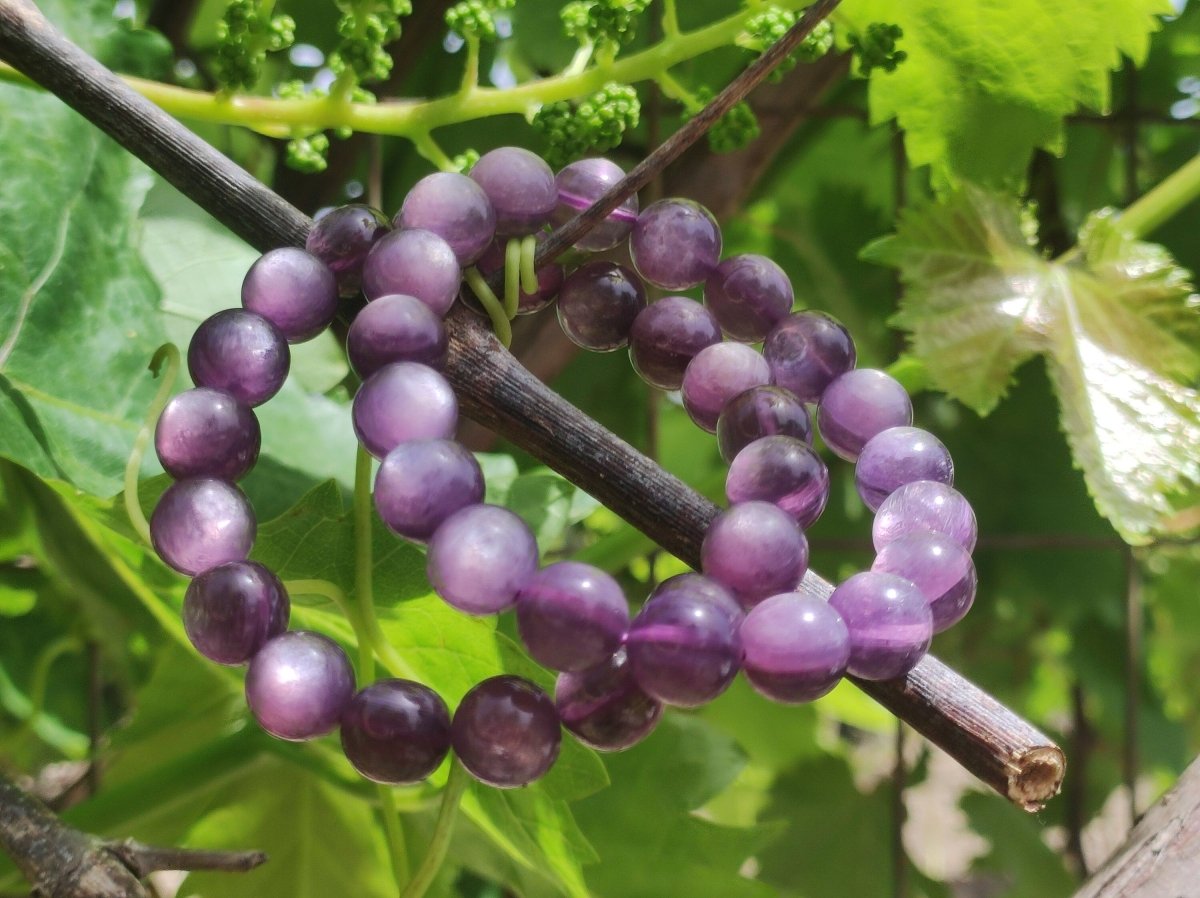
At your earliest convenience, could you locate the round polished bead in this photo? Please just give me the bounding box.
[245,631,355,741]
[451,675,561,788]
[626,574,743,707]
[873,532,976,633]
[347,293,448,378]
[872,481,977,552]
[470,147,558,236]
[340,679,452,784]
[681,343,772,432]
[183,561,289,665]
[725,436,830,529]
[741,593,850,703]
[701,501,808,609]
[828,571,932,681]
[516,562,629,672]
[855,426,954,512]
[763,311,856,402]
[154,387,260,481]
[704,254,794,342]
[242,247,339,343]
[557,260,647,352]
[188,309,290,407]
[817,369,913,461]
[427,505,538,615]
[630,199,722,291]
[552,158,639,252]
[306,204,391,296]
[555,649,662,751]
[397,172,497,266]
[150,478,255,576]
[351,363,458,459]
[628,296,723,391]
[374,439,484,542]
[362,229,462,316]
[716,385,812,464]
[475,234,564,316]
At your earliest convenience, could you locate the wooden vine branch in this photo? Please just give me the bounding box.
[0,0,1064,812]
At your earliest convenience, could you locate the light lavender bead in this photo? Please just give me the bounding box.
[397,172,497,266]
[763,311,856,402]
[681,343,772,432]
[828,571,932,681]
[470,147,558,236]
[362,229,462,316]
[347,294,448,378]
[701,501,809,609]
[427,505,538,615]
[245,631,355,741]
[374,439,484,542]
[241,247,339,343]
[630,198,722,291]
[154,387,260,482]
[150,478,256,576]
[741,593,850,703]
[552,158,639,252]
[628,296,723,391]
[855,426,954,512]
[872,532,976,633]
[817,369,913,461]
[351,363,458,459]
[873,481,977,552]
[725,436,830,530]
[187,309,290,408]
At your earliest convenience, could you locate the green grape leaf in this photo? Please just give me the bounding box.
[842,0,1172,183]
[865,186,1200,543]
[959,793,1075,897]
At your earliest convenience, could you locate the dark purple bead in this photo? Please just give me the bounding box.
[188,309,290,407]
[363,229,462,316]
[725,436,830,530]
[351,362,458,459]
[557,260,647,352]
[245,631,355,741]
[516,562,629,672]
[626,574,743,708]
[397,172,497,266]
[427,505,538,615]
[150,478,256,576]
[763,311,856,402]
[630,199,722,291]
[873,481,977,552]
[817,369,913,461]
[701,501,808,609]
[704,254,794,342]
[740,593,849,703]
[451,675,561,788]
[828,571,932,681]
[470,147,558,236]
[681,343,772,433]
[155,387,260,481]
[241,247,339,343]
[873,532,976,633]
[374,439,484,542]
[628,296,723,391]
[306,204,391,296]
[347,294,448,378]
[716,385,812,464]
[340,679,452,784]
[552,158,639,252]
[183,560,289,665]
[475,234,564,316]
[555,649,662,751]
[855,426,954,512]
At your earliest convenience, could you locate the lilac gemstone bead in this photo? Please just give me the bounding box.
[516,561,629,672]
[552,158,639,252]
[763,311,856,402]
[681,343,772,433]
[340,679,451,784]
[626,574,743,707]
[183,560,289,665]
[630,198,722,291]
[241,247,339,343]
[555,649,662,751]
[855,426,954,512]
[352,362,458,459]
[704,254,794,342]
[154,387,260,481]
[451,675,562,788]
[628,296,723,391]
[873,532,977,633]
[817,369,913,462]
[557,260,647,352]
[245,631,355,741]
[828,571,932,681]
[701,501,809,609]
[397,172,497,265]
[716,385,812,464]
[347,294,448,378]
[725,436,830,530]
[374,439,484,542]
[741,593,850,703]
[470,147,558,236]
[873,481,977,552]
[306,204,391,296]
[362,228,462,316]
[150,478,256,576]
[427,504,538,615]
[188,309,290,407]
[475,234,564,316]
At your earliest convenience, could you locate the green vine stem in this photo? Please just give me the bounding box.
[520,234,539,295]
[123,343,180,545]
[464,267,513,346]
[0,635,81,752]
[399,757,470,898]
[353,445,378,684]
[504,237,522,318]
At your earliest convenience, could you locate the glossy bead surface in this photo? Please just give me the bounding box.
[351,362,458,459]
[306,204,391,296]
[704,254,793,342]
[701,501,808,609]
[557,260,647,352]
[340,679,452,784]
[725,436,830,529]
[741,593,849,703]
[681,343,772,433]
[873,532,977,632]
[397,172,496,265]
[347,293,448,378]
[628,296,722,391]
[363,229,462,316]
[241,247,339,343]
[188,309,290,407]
[873,481,977,552]
[154,388,260,482]
[555,649,662,751]
[716,385,812,464]
[469,147,558,236]
[552,158,639,251]
[150,478,255,575]
[183,561,289,665]
[630,199,722,291]
[427,505,538,615]
[817,369,913,461]
[855,426,954,512]
[516,562,629,672]
[828,571,932,681]
[475,234,564,316]
[451,675,562,787]
[245,631,355,741]
[763,311,856,402]
[374,439,484,542]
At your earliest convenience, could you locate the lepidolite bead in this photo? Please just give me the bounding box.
[183,561,289,665]
[374,439,484,542]
[427,505,538,615]
[154,387,260,481]
[363,229,462,316]
[817,369,913,462]
[701,501,808,608]
[351,362,458,459]
[340,679,451,784]
[763,311,856,402]
[552,158,639,252]
[150,478,256,576]
[703,254,794,342]
[241,247,339,343]
[245,631,355,741]
[872,480,977,552]
[725,435,830,529]
[451,675,561,788]
[828,571,932,681]
[740,593,850,703]
[347,294,448,378]
[630,198,722,291]
[555,649,662,751]
[681,343,772,432]
[872,532,977,633]
[188,309,290,407]
[469,147,558,236]
[306,204,391,296]
[855,426,954,512]
[397,171,496,265]
[557,261,646,352]
[716,385,812,464]
[628,296,723,391]
[516,562,629,672]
